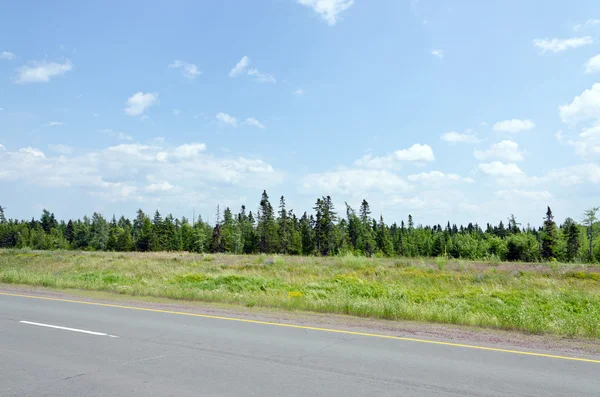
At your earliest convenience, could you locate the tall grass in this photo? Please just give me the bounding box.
[1,249,599,338]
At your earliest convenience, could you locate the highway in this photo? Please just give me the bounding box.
[0,291,598,396]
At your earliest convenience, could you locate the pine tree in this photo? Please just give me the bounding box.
[583,207,599,262]
[359,200,375,256]
[541,206,557,260]
[300,212,313,255]
[257,190,278,253]
[0,206,6,223]
[65,220,74,244]
[278,196,289,254]
[563,218,580,262]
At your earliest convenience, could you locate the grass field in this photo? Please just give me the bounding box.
[1,249,600,338]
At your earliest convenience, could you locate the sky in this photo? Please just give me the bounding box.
[1,0,600,227]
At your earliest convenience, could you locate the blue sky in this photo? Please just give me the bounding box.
[1,0,600,226]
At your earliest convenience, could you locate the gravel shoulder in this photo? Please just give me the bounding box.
[2,282,600,360]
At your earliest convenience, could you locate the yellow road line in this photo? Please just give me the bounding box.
[1,291,599,364]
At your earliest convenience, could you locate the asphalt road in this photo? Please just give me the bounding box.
[0,292,599,397]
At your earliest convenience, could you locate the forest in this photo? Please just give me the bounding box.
[1,191,599,263]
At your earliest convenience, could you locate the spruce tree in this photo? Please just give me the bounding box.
[541,206,557,260]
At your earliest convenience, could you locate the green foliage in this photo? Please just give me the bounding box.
[0,198,599,264]
[2,250,600,338]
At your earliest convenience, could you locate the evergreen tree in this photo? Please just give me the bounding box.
[300,212,313,255]
[278,196,289,254]
[359,200,375,256]
[563,218,580,262]
[257,190,278,253]
[583,207,599,262]
[65,220,74,244]
[541,206,557,260]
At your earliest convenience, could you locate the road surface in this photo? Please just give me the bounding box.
[0,291,598,396]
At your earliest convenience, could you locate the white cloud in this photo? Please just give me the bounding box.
[0,144,4,150]
[407,171,474,184]
[301,169,412,195]
[216,112,237,127]
[19,147,46,158]
[243,117,265,129]
[396,143,435,161]
[496,189,552,201]
[297,0,354,25]
[492,119,535,133]
[118,132,133,141]
[541,163,600,185]
[574,19,600,31]
[247,68,276,84]
[479,161,524,177]
[173,143,206,158]
[533,36,592,53]
[559,83,600,124]
[0,51,15,60]
[441,131,478,143]
[229,56,250,78]
[474,140,525,162]
[565,124,600,157]
[46,121,64,127]
[124,92,158,116]
[430,49,444,58]
[168,60,201,79]
[48,144,73,154]
[584,54,600,74]
[294,89,304,96]
[16,60,73,83]
[146,181,174,193]
[0,141,283,201]
[354,144,435,169]
[172,109,181,117]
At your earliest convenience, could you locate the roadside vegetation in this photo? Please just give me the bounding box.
[2,250,600,339]
[0,196,599,264]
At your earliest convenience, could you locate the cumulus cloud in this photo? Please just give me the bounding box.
[478,161,524,178]
[474,140,525,162]
[173,143,206,158]
[294,89,304,96]
[492,119,535,133]
[407,171,474,184]
[560,83,600,124]
[16,60,73,83]
[297,0,354,25]
[146,181,175,193]
[301,169,412,195]
[216,112,238,127]
[584,54,600,74]
[533,36,592,53]
[229,56,250,78]
[169,60,201,79]
[441,131,478,143]
[0,51,15,60]
[243,117,265,129]
[124,92,158,116]
[354,144,435,169]
[0,141,283,202]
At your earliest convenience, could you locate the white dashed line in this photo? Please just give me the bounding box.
[19,321,119,338]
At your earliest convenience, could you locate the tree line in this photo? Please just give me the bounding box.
[0,191,599,263]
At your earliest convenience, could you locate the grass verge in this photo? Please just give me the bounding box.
[1,249,599,338]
